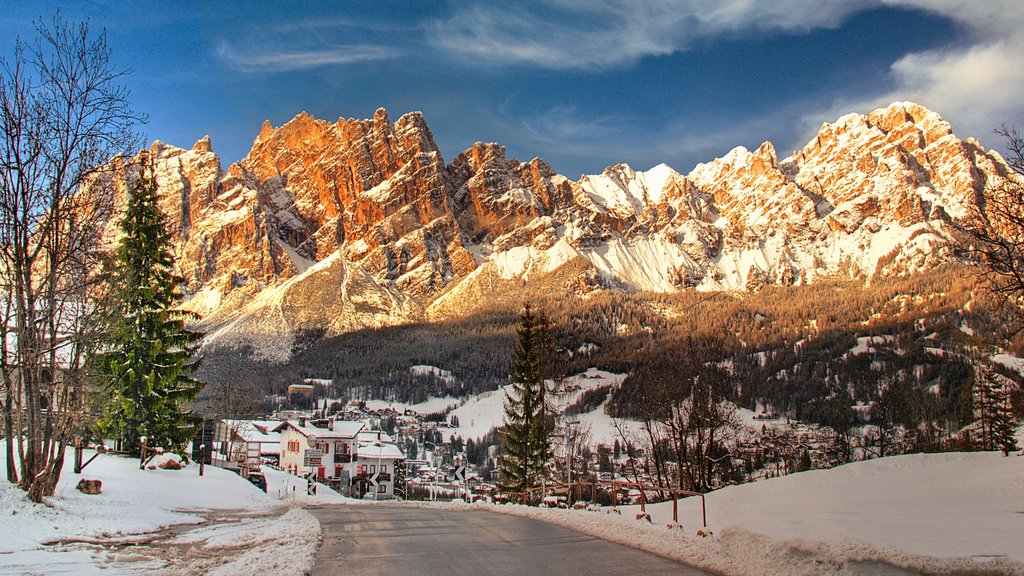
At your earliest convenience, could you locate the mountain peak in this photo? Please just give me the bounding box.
[89,102,1018,361]
[192,135,213,153]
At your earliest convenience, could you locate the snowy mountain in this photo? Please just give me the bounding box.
[89,102,1020,363]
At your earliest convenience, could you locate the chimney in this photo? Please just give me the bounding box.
[299,417,306,427]
[329,419,334,432]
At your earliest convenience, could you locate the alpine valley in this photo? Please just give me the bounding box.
[91,102,1024,416]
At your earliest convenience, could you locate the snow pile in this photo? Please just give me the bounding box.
[427,451,1024,575]
[0,446,321,575]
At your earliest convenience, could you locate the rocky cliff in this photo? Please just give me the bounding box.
[93,102,1021,362]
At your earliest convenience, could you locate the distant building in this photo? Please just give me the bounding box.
[287,384,315,399]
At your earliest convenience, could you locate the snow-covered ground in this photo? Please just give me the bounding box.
[0,446,324,575]
[432,451,1024,575]
[443,368,626,443]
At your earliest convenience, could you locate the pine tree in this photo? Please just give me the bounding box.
[93,166,204,456]
[499,305,554,493]
[971,364,1019,455]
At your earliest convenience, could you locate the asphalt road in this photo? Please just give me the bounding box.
[309,504,711,576]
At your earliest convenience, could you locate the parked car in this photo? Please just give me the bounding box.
[247,472,268,492]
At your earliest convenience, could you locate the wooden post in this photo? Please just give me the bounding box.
[199,444,205,476]
[591,482,596,503]
[672,492,678,524]
[640,486,646,514]
[611,481,617,508]
[701,494,707,527]
[73,438,82,474]
[139,437,148,470]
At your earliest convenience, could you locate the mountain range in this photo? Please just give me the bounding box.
[91,102,1019,370]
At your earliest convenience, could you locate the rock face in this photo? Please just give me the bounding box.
[93,102,1021,362]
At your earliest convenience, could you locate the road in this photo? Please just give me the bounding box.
[309,504,712,576]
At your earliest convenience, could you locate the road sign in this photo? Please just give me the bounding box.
[303,449,322,467]
[306,473,317,496]
[306,435,317,448]
[455,465,466,482]
[370,471,379,487]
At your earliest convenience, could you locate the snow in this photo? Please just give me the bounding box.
[0,445,321,575]
[364,396,460,415]
[579,237,695,292]
[444,386,510,442]
[845,335,894,357]
[429,451,1024,575]
[444,368,627,444]
[409,364,456,384]
[994,353,1024,375]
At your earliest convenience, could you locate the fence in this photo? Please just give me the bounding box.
[500,480,707,527]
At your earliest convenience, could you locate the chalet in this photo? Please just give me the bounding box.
[274,419,405,498]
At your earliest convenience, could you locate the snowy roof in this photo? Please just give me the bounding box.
[356,440,404,460]
[273,420,364,439]
[221,420,283,454]
[357,430,394,443]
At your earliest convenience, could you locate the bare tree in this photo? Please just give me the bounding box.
[0,15,142,501]
[957,124,1024,316]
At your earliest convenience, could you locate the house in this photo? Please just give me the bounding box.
[275,419,365,483]
[273,419,406,499]
[209,420,283,472]
[352,430,405,499]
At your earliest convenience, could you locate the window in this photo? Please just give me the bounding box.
[377,484,386,493]
[369,465,376,473]
[380,465,387,474]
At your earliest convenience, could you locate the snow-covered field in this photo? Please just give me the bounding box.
[0,446,323,575]
[443,368,626,443]
[433,451,1024,575]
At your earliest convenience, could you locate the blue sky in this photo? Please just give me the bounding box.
[3,1,1023,178]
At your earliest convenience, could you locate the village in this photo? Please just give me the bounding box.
[198,374,846,508]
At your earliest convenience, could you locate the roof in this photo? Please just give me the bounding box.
[356,440,404,460]
[355,429,404,459]
[357,430,394,443]
[273,420,365,439]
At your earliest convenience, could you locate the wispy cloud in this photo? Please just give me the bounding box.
[216,41,400,73]
[801,0,1024,148]
[426,0,872,70]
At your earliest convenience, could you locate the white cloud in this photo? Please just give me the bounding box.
[801,0,1024,148]
[216,42,400,73]
[427,0,873,70]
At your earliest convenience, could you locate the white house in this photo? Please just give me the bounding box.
[352,430,405,499]
[274,419,405,498]
[275,419,365,481]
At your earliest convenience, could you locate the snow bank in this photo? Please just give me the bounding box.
[0,447,321,575]
[421,451,1024,575]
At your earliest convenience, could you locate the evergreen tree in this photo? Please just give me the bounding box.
[93,167,204,455]
[499,305,554,493]
[973,365,1019,455]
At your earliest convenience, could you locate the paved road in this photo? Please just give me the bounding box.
[309,504,711,576]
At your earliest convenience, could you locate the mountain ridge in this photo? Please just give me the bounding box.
[88,101,1021,363]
